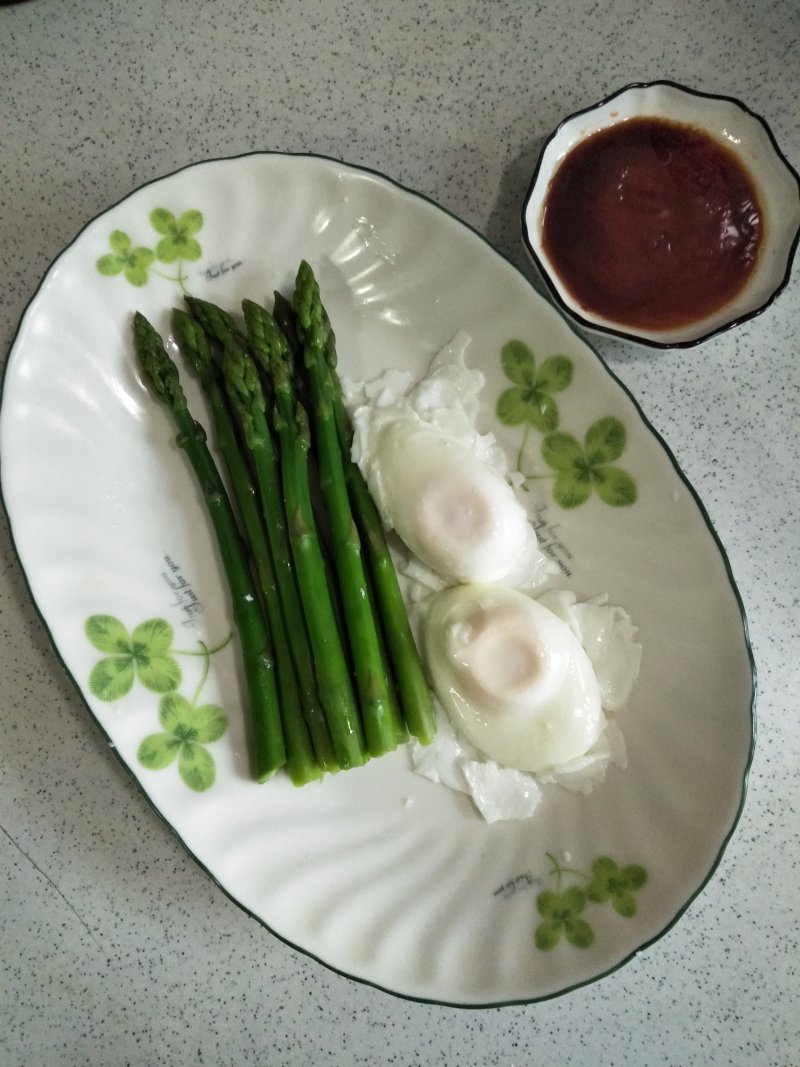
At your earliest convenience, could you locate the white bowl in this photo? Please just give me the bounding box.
[522,81,800,347]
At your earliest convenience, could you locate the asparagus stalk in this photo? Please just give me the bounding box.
[271,291,301,357]
[171,308,328,784]
[275,290,410,745]
[292,264,437,746]
[220,331,366,769]
[292,263,400,758]
[132,311,286,782]
[327,343,436,744]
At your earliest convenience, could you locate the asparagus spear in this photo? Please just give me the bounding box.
[132,311,286,782]
[271,291,301,357]
[220,331,366,769]
[292,264,437,746]
[182,297,345,773]
[184,296,244,348]
[242,300,366,714]
[292,263,402,758]
[171,308,328,784]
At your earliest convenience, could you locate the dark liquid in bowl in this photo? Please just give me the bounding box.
[541,117,763,331]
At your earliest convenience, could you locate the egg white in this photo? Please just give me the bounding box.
[423,584,606,774]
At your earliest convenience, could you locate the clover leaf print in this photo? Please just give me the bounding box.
[535,887,595,950]
[586,856,648,917]
[149,208,203,265]
[95,207,203,293]
[86,615,181,701]
[533,852,648,952]
[96,230,156,287]
[138,692,227,792]
[85,614,232,792]
[494,339,638,510]
[541,417,638,509]
[496,340,573,471]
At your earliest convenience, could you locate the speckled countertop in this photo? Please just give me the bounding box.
[1,1,798,1064]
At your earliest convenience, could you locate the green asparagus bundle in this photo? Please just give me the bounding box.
[291,263,437,746]
[171,308,331,784]
[135,263,437,786]
[289,266,402,758]
[218,328,367,770]
[244,293,406,760]
[132,311,286,783]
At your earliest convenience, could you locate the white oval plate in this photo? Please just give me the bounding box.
[0,153,754,1006]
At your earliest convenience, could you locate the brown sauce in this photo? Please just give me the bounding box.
[541,117,763,330]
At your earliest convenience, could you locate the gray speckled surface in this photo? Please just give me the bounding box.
[1,1,798,1064]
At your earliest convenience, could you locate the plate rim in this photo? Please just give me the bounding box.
[0,149,757,1007]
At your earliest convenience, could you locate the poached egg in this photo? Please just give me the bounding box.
[423,583,605,774]
[345,333,556,591]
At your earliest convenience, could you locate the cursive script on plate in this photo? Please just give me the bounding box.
[161,553,203,628]
[530,502,574,578]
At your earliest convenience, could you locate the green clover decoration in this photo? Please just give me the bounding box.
[535,887,595,950]
[95,207,203,291]
[96,231,156,287]
[586,856,648,917]
[496,339,637,509]
[496,340,574,433]
[534,852,647,951]
[86,614,231,793]
[85,615,181,701]
[149,208,203,264]
[138,692,227,792]
[542,417,638,509]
